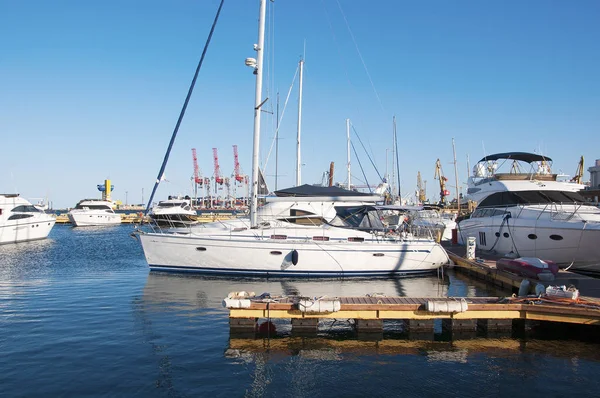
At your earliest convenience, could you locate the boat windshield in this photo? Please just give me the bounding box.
[416,210,439,219]
[12,205,41,213]
[329,206,386,231]
[158,202,185,208]
[478,190,587,208]
[75,204,112,211]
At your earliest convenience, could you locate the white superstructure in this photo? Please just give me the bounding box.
[0,194,56,244]
[459,152,600,274]
[67,199,121,227]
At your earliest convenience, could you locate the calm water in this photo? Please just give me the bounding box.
[1,225,599,397]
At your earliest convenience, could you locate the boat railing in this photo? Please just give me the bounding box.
[475,202,584,222]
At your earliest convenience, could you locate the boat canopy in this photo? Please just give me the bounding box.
[274,184,374,198]
[478,190,586,208]
[328,205,386,230]
[477,152,552,163]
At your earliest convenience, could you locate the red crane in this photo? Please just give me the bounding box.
[191,148,203,185]
[213,148,224,185]
[233,145,244,183]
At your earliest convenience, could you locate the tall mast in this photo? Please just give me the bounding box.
[452,138,460,213]
[296,58,304,186]
[249,0,267,228]
[391,117,396,200]
[275,92,279,191]
[346,118,351,189]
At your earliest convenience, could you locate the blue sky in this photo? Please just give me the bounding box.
[1,0,599,209]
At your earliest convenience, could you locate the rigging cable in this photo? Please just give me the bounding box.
[263,65,299,171]
[351,125,384,183]
[334,0,385,113]
[350,141,371,193]
[143,0,226,217]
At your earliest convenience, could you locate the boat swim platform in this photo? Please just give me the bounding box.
[443,243,600,299]
[227,295,600,335]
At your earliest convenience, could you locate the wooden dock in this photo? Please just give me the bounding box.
[227,294,600,335]
[444,243,600,299]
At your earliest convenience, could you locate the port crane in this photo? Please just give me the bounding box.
[570,155,585,184]
[213,148,229,207]
[434,159,450,206]
[232,145,248,207]
[416,171,426,204]
[191,148,203,207]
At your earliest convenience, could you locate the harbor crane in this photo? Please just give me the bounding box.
[232,145,249,207]
[191,148,204,207]
[416,171,426,204]
[212,148,224,187]
[434,159,450,206]
[570,155,585,184]
[232,145,245,183]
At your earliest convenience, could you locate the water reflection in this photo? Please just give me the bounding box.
[142,271,453,310]
[225,336,600,363]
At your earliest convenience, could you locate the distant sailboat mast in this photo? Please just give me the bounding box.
[346,118,351,189]
[296,57,304,186]
[249,0,267,228]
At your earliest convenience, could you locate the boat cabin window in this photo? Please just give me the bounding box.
[12,205,41,213]
[278,209,324,226]
[8,214,34,220]
[478,190,587,208]
[75,204,112,211]
[158,202,184,208]
[471,208,510,218]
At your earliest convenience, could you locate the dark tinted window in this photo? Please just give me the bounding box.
[75,204,112,210]
[12,205,40,213]
[479,190,586,207]
[8,214,33,220]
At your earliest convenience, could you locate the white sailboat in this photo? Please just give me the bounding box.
[136,0,449,277]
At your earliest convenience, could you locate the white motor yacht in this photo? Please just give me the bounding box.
[458,152,600,274]
[0,194,56,244]
[149,196,197,227]
[67,199,121,227]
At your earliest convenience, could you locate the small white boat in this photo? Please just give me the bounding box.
[149,196,197,228]
[67,199,121,227]
[0,193,56,244]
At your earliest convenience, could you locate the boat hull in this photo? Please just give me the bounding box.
[0,217,56,244]
[458,217,600,274]
[67,211,121,227]
[138,232,449,277]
